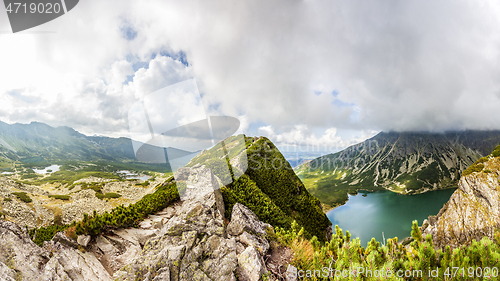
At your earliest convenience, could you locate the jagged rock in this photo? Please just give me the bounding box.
[238,231,269,255]
[0,164,288,280]
[423,159,500,249]
[77,235,91,247]
[52,231,78,249]
[227,203,269,236]
[237,246,267,281]
[0,261,16,281]
[0,221,111,281]
[113,165,238,281]
[285,264,298,281]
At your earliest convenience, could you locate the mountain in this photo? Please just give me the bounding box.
[185,135,333,241]
[0,135,327,280]
[295,130,500,209]
[422,144,500,249]
[0,170,295,281]
[0,121,137,162]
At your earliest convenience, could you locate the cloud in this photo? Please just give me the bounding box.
[2,0,500,143]
[258,125,379,151]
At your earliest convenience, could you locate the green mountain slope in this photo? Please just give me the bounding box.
[186,135,333,241]
[0,121,137,163]
[295,130,500,210]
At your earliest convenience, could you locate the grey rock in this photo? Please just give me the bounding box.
[227,203,269,236]
[0,221,111,281]
[238,231,269,255]
[285,264,298,281]
[52,231,79,249]
[0,262,16,281]
[77,235,91,247]
[423,168,500,249]
[237,246,267,281]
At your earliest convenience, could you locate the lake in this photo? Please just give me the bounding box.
[33,164,61,174]
[116,170,151,181]
[326,189,456,246]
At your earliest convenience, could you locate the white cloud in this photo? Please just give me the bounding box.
[257,125,379,151]
[2,0,500,144]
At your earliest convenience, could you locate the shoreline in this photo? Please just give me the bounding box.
[321,186,458,214]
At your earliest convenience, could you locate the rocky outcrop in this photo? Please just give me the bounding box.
[0,164,293,280]
[113,165,271,281]
[0,220,112,281]
[422,156,500,249]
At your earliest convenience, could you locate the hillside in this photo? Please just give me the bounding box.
[185,134,333,241]
[295,130,500,209]
[0,121,137,163]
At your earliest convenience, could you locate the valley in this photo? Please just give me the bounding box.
[296,130,500,210]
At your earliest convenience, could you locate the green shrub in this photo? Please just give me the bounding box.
[12,192,32,203]
[95,192,121,200]
[48,195,71,200]
[3,198,12,202]
[30,178,179,244]
[492,146,500,157]
[276,221,500,281]
[75,179,179,236]
[475,157,489,164]
[462,163,484,177]
[29,224,69,246]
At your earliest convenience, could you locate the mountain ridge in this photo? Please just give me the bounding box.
[296,130,500,209]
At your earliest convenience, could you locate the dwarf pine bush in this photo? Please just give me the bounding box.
[275,220,500,280]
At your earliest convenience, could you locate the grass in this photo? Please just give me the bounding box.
[299,169,384,210]
[462,163,484,177]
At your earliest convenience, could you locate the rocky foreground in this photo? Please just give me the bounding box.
[0,166,298,281]
[422,155,500,249]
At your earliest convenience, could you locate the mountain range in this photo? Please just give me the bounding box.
[295,130,500,209]
[0,121,137,163]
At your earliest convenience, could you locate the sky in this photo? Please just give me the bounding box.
[1,0,500,153]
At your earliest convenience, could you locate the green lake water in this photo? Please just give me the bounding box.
[326,189,456,246]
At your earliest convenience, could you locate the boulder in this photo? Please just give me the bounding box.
[77,235,91,247]
[227,203,269,236]
[52,231,79,249]
[237,246,267,281]
[0,221,111,281]
[238,231,270,255]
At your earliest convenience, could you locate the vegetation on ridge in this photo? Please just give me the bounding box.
[29,178,179,245]
[275,220,500,280]
[188,135,332,241]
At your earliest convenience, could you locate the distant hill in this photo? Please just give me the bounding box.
[295,130,500,209]
[0,121,138,162]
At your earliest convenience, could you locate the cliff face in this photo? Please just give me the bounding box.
[0,165,298,281]
[422,149,500,249]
